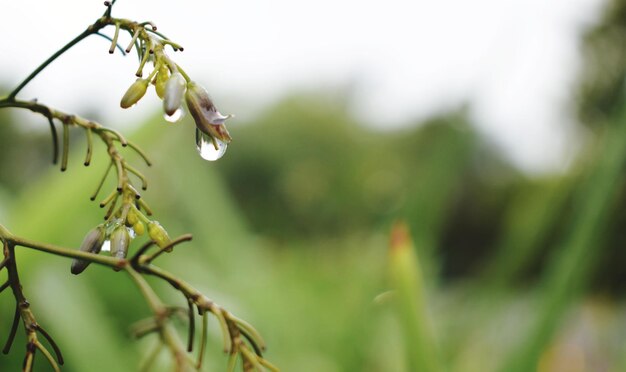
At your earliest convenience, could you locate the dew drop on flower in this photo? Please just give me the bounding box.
[164,108,185,123]
[101,239,111,252]
[195,128,227,161]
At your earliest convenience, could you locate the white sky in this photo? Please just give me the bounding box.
[1,0,606,173]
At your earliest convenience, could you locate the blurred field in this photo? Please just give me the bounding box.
[1,0,626,371]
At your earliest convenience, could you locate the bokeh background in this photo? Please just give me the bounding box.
[1,0,626,371]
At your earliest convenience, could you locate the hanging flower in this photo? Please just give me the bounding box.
[71,225,106,275]
[163,72,187,116]
[110,226,130,259]
[185,81,232,144]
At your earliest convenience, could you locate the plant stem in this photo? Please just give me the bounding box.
[1,240,62,371]
[126,266,189,370]
[7,27,97,100]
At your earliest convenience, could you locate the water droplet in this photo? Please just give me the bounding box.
[195,128,227,161]
[101,240,111,252]
[164,108,184,123]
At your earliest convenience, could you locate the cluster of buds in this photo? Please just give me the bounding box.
[71,204,171,274]
[117,32,232,160]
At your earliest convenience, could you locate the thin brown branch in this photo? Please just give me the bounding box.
[90,162,114,201]
[61,123,69,171]
[35,325,64,365]
[46,116,59,165]
[2,305,19,354]
[187,298,195,352]
[142,234,193,264]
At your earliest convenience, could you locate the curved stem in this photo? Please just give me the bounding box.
[7,26,99,100]
[126,266,190,370]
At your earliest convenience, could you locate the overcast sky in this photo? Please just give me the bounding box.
[1,0,606,173]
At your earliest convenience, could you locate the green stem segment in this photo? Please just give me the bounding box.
[8,27,96,100]
[502,105,626,371]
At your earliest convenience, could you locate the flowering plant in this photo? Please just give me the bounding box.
[0,1,276,371]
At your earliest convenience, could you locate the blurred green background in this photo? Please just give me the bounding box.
[1,1,626,371]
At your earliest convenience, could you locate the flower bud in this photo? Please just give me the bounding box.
[163,72,186,116]
[71,225,105,275]
[120,78,150,108]
[126,209,139,226]
[133,221,145,236]
[154,65,170,99]
[110,226,130,259]
[185,81,232,143]
[148,221,171,250]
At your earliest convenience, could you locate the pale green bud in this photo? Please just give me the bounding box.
[126,209,139,226]
[120,78,149,108]
[185,81,232,143]
[133,221,145,236]
[155,65,170,99]
[163,72,186,116]
[110,226,130,259]
[148,221,171,250]
[71,225,105,275]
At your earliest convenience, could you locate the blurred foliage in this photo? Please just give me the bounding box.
[577,0,626,126]
[0,110,51,193]
[0,0,625,371]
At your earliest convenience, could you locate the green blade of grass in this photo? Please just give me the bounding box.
[501,103,626,372]
[389,221,441,372]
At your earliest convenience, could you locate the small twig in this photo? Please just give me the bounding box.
[104,192,120,220]
[187,298,195,352]
[84,128,93,166]
[259,357,280,372]
[109,23,121,54]
[196,311,208,369]
[125,140,152,166]
[214,308,231,354]
[61,123,69,172]
[226,352,238,372]
[229,314,267,352]
[35,341,60,372]
[131,240,157,265]
[114,158,124,191]
[7,28,96,99]
[144,27,170,41]
[35,325,64,365]
[90,162,114,200]
[130,319,160,339]
[100,128,128,147]
[126,183,142,200]
[99,190,117,208]
[125,28,141,53]
[136,39,152,77]
[143,234,193,264]
[10,232,121,267]
[93,31,126,56]
[46,116,59,165]
[161,40,184,52]
[137,198,153,216]
[2,305,19,354]
[124,162,148,190]
[240,345,264,371]
[23,342,35,372]
[139,21,158,31]
[139,341,163,372]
